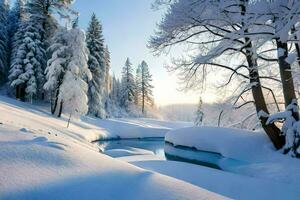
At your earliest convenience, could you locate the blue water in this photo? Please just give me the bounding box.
[97,138,247,170]
[98,138,166,158]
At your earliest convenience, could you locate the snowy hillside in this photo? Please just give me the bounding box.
[0,96,225,200]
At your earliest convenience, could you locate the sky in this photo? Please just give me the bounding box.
[72,0,215,106]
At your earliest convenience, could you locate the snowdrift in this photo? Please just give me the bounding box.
[165,126,300,188]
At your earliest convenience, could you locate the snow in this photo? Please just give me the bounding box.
[0,95,226,200]
[127,160,298,200]
[164,126,300,196]
[166,126,272,162]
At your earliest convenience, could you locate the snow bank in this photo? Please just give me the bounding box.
[165,126,300,187]
[165,126,273,162]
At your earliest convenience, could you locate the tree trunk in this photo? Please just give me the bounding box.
[19,84,25,102]
[16,85,20,100]
[56,101,63,118]
[276,40,299,120]
[246,52,285,149]
[142,91,145,114]
[240,0,284,149]
[51,89,60,115]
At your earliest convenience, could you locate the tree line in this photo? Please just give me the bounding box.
[0,0,154,119]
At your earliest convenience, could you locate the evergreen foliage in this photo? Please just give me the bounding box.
[8,8,46,101]
[120,58,136,111]
[0,0,9,85]
[86,14,106,118]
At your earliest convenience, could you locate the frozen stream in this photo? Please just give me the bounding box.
[98,138,166,158]
[97,138,234,169]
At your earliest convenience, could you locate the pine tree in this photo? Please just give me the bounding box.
[0,0,9,85]
[194,97,204,126]
[103,46,111,114]
[135,64,142,106]
[104,45,111,95]
[121,58,135,111]
[86,14,106,118]
[8,0,26,42]
[44,26,91,117]
[8,0,26,68]
[139,61,154,114]
[8,8,45,102]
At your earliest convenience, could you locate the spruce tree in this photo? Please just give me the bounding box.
[139,61,154,114]
[86,14,106,118]
[104,45,111,95]
[8,0,25,37]
[121,58,135,111]
[135,64,142,106]
[0,0,9,85]
[8,8,45,101]
[8,0,26,69]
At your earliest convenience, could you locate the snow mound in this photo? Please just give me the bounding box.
[165,126,273,162]
[165,126,300,186]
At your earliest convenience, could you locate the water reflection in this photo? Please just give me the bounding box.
[97,138,166,158]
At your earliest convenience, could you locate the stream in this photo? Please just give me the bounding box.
[97,138,234,169]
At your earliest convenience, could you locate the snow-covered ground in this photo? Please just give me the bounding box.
[0,96,225,200]
[162,126,300,199]
[1,95,299,200]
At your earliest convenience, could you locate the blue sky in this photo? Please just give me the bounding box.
[73,0,206,106]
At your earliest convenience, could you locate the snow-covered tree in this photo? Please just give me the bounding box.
[104,45,111,95]
[86,14,106,118]
[8,0,26,40]
[149,0,287,150]
[44,27,69,115]
[135,64,142,106]
[194,97,204,126]
[8,0,26,66]
[120,58,135,111]
[137,61,154,114]
[0,0,9,85]
[45,27,91,117]
[8,11,45,102]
